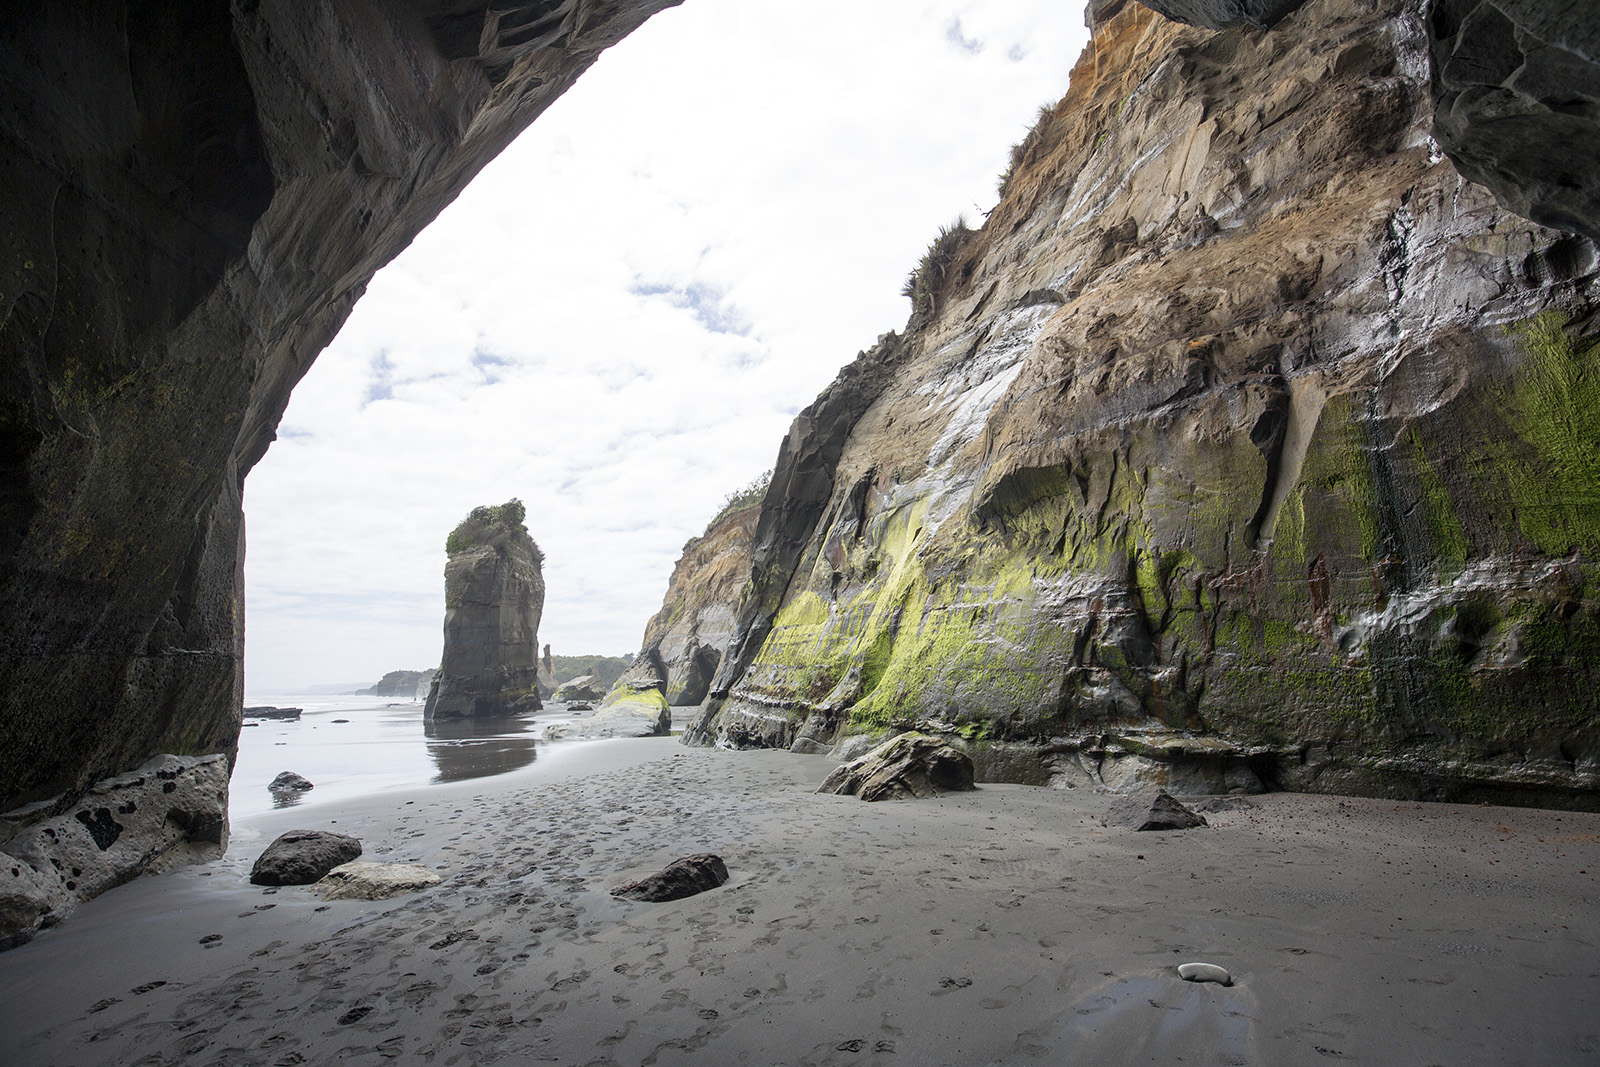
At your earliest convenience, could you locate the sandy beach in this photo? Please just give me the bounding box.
[2,736,1597,1067]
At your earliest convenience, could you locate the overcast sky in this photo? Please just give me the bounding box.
[242,0,1091,693]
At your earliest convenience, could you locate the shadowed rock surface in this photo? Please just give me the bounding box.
[1136,0,1310,29]
[1102,788,1210,830]
[1428,0,1600,242]
[686,0,1600,808]
[817,733,977,801]
[425,501,545,721]
[0,754,227,947]
[1129,0,1600,243]
[610,853,730,902]
[0,0,678,815]
[249,830,362,887]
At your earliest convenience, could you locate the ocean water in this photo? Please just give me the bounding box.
[231,694,589,819]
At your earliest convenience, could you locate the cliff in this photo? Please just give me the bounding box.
[424,501,545,720]
[0,0,677,815]
[686,0,1600,807]
[621,501,762,706]
[359,669,436,699]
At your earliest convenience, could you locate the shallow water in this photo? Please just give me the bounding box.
[232,694,585,819]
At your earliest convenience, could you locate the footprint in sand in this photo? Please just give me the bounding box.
[550,970,590,991]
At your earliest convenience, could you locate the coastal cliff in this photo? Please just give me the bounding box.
[425,501,544,720]
[621,500,762,707]
[686,0,1600,807]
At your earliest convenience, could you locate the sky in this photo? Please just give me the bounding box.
[241,0,1092,693]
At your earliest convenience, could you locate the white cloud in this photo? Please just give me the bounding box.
[242,0,1090,692]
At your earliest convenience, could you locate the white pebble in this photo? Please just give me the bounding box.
[1178,962,1232,985]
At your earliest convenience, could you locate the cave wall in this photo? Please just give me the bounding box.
[0,0,678,812]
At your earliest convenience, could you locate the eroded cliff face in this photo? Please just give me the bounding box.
[622,502,761,707]
[686,0,1600,807]
[1143,0,1600,242]
[425,502,544,720]
[0,0,677,812]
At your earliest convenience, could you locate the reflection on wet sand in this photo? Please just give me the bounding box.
[424,716,539,782]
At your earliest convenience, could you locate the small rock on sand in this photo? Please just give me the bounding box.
[317,862,442,900]
[268,771,314,793]
[1101,788,1207,831]
[250,830,362,886]
[610,854,729,902]
[1177,962,1233,985]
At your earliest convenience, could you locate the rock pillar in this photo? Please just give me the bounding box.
[424,501,544,720]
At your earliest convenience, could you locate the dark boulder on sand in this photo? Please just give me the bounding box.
[610,854,730,902]
[268,772,313,794]
[249,830,362,886]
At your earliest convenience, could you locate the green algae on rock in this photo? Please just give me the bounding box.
[682,0,1600,809]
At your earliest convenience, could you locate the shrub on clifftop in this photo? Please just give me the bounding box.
[445,498,544,560]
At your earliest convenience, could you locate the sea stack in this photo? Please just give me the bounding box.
[424,501,545,720]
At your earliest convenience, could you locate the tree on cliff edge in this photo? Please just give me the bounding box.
[424,500,546,720]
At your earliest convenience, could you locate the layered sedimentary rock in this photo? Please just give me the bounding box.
[620,502,761,706]
[0,0,677,816]
[424,501,545,720]
[1141,0,1600,243]
[687,0,1600,807]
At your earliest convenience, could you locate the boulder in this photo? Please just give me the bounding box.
[610,854,730,902]
[268,772,313,793]
[317,862,441,900]
[1178,962,1234,985]
[546,682,671,740]
[816,733,976,802]
[553,674,607,703]
[1102,789,1209,831]
[249,830,362,886]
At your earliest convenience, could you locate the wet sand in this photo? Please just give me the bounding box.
[1,738,1597,1066]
